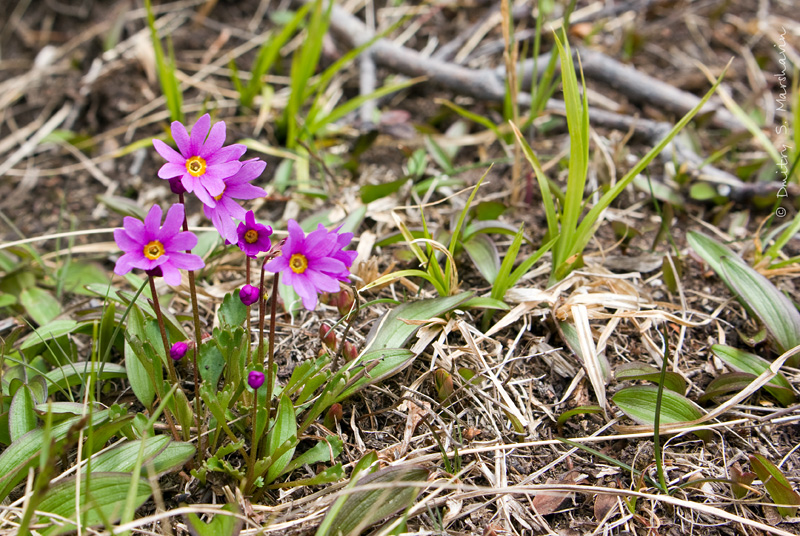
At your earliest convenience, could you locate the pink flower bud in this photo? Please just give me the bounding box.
[248,370,265,390]
[323,403,343,429]
[319,324,338,351]
[170,341,188,361]
[239,284,260,306]
[343,341,358,362]
[336,289,355,317]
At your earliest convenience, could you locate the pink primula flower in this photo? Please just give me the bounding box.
[237,210,273,258]
[265,220,352,310]
[113,204,204,286]
[202,159,268,244]
[152,114,246,208]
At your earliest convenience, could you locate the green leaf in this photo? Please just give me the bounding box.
[614,362,687,394]
[334,349,415,403]
[44,362,127,390]
[184,503,243,536]
[711,344,796,405]
[317,465,429,536]
[279,463,344,488]
[460,297,510,310]
[219,291,248,328]
[699,372,760,403]
[92,437,194,475]
[0,410,110,501]
[462,234,500,284]
[9,385,37,441]
[125,337,155,409]
[361,178,408,204]
[720,258,800,359]
[612,386,708,440]
[686,231,741,285]
[55,262,111,296]
[96,195,147,220]
[362,292,473,353]
[199,343,225,387]
[265,394,298,484]
[750,454,800,517]
[20,287,61,325]
[281,435,343,476]
[556,405,603,436]
[36,473,151,535]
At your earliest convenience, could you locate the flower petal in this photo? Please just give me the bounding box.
[153,139,185,164]
[122,217,146,243]
[114,251,143,275]
[204,161,243,183]
[113,228,140,253]
[168,252,205,272]
[304,269,341,293]
[157,162,186,179]
[192,184,216,208]
[159,204,185,238]
[227,159,266,184]
[163,231,197,252]
[189,114,210,156]
[265,255,289,273]
[226,182,267,200]
[303,228,336,258]
[159,262,183,286]
[200,121,227,158]
[143,205,163,239]
[311,256,346,274]
[206,144,247,165]
[170,121,191,157]
[203,175,226,198]
[291,275,319,310]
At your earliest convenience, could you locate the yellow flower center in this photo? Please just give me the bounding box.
[143,241,165,261]
[185,156,207,178]
[289,253,308,274]
[244,229,259,244]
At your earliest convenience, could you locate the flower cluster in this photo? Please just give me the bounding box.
[114,114,355,312]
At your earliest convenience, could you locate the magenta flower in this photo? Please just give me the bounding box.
[237,210,272,258]
[239,284,260,306]
[202,159,268,244]
[113,204,204,286]
[319,224,357,282]
[248,370,265,390]
[152,114,246,208]
[265,220,350,310]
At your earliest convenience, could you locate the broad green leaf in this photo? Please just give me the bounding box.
[612,386,708,440]
[199,343,225,387]
[281,435,343,476]
[334,349,415,403]
[280,463,344,488]
[0,410,110,500]
[34,402,102,418]
[36,473,151,535]
[462,234,500,284]
[721,258,800,359]
[317,465,429,536]
[461,297,510,310]
[219,291,248,328]
[687,231,742,286]
[699,372,761,403]
[184,503,243,536]
[556,405,603,436]
[92,437,194,475]
[125,338,155,408]
[614,362,687,394]
[44,362,127,390]
[730,463,756,499]
[19,319,79,356]
[711,344,796,405]
[750,454,800,517]
[56,261,111,296]
[9,385,37,441]
[362,292,473,353]
[265,394,298,484]
[361,178,408,204]
[20,287,61,325]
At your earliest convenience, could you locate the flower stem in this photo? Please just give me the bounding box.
[179,192,205,462]
[148,274,179,385]
[246,256,252,367]
[147,274,181,441]
[257,259,267,367]
[266,274,279,415]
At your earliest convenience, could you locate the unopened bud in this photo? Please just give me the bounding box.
[433,369,454,401]
[170,341,188,361]
[248,370,265,390]
[168,177,187,195]
[239,284,260,306]
[343,341,358,362]
[336,289,355,317]
[319,324,338,351]
[323,403,343,429]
